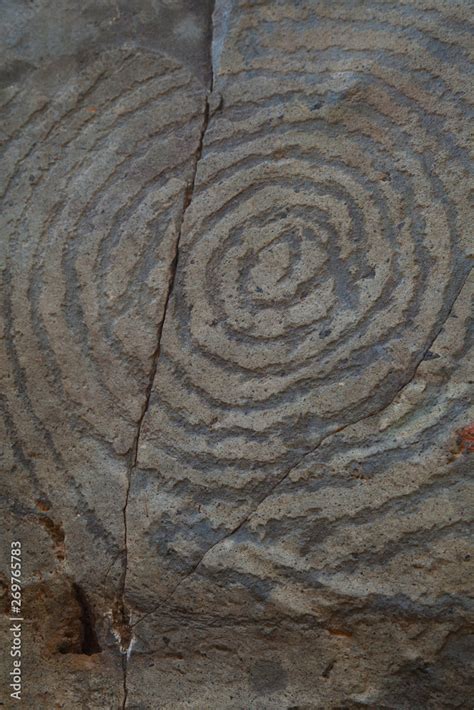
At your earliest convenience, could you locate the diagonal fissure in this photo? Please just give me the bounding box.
[130,267,471,631]
[118,73,213,706]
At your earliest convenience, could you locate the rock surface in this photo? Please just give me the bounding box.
[1,1,473,708]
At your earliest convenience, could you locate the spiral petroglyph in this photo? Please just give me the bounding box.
[126,0,472,616]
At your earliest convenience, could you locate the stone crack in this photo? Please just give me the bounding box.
[119,82,213,710]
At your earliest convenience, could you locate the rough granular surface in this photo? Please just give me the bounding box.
[1,1,473,708]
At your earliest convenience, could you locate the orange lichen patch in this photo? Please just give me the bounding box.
[60,653,102,670]
[24,577,101,658]
[450,423,474,460]
[35,499,51,512]
[327,628,353,639]
[37,516,65,561]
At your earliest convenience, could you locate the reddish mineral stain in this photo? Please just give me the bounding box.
[451,423,474,461]
[457,424,474,454]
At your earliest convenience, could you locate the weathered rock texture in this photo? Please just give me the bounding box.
[1,0,473,708]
